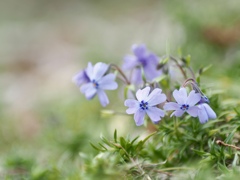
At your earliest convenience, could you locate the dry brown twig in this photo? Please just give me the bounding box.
[216,140,240,151]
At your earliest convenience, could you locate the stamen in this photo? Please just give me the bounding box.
[92,79,99,88]
[180,104,189,111]
[139,100,149,110]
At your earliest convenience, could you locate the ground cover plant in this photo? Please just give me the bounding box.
[0,1,240,180]
[72,44,240,179]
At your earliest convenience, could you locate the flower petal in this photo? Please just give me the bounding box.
[163,102,179,111]
[126,107,138,114]
[143,62,162,81]
[186,90,201,106]
[80,83,93,93]
[85,87,97,100]
[171,109,185,117]
[98,74,118,90]
[122,55,139,70]
[134,109,145,126]
[125,99,139,114]
[131,68,143,85]
[146,88,166,106]
[80,83,97,99]
[143,58,162,81]
[146,107,165,122]
[85,62,94,80]
[136,87,150,101]
[92,62,109,81]
[203,104,217,119]
[132,44,147,58]
[148,53,159,63]
[173,88,187,104]
[97,89,109,107]
[72,70,90,86]
[187,106,199,117]
[198,105,209,123]
[171,110,184,117]
[124,99,139,108]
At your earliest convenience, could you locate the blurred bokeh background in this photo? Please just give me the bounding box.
[0,0,240,178]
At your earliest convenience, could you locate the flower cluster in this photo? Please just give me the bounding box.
[122,44,162,84]
[73,44,217,126]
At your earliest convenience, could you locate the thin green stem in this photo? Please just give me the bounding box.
[169,56,187,79]
[159,167,194,171]
[110,64,131,85]
[187,66,196,80]
[110,142,152,180]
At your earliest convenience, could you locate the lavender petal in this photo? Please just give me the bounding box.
[148,53,159,64]
[124,99,139,108]
[122,55,139,70]
[143,61,162,81]
[86,62,94,80]
[136,87,150,101]
[92,62,109,81]
[163,102,179,111]
[186,90,201,106]
[132,44,147,58]
[198,105,209,123]
[131,68,143,85]
[203,104,217,119]
[126,107,139,114]
[187,106,199,117]
[125,99,139,114]
[134,109,145,126]
[85,87,97,100]
[146,88,166,106]
[80,83,93,93]
[72,70,89,87]
[171,110,184,117]
[97,89,109,107]
[98,74,118,90]
[173,88,187,104]
[146,107,165,122]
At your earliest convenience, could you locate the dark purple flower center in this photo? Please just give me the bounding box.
[92,79,99,88]
[180,104,189,111]
[139,100,148,110]
[138,58,147,66]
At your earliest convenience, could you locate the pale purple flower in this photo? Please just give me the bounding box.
[198,95,210,104]
[72,70,90,87]
[197,103,216,124]
[123,44,162,83]
[79,62,118,107]
[164,87,201,117]
[192,83,216,123]
[124,87,166,126]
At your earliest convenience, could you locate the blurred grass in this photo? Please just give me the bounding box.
[0,0,240,178]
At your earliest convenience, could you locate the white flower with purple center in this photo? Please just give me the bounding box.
[197,102,216,124]
[78,62,118,107]
[122,44,162,84]
[124,87,166,126]
[164,87,201,117]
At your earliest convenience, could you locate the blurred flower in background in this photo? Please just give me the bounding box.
[123,44,162,84]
